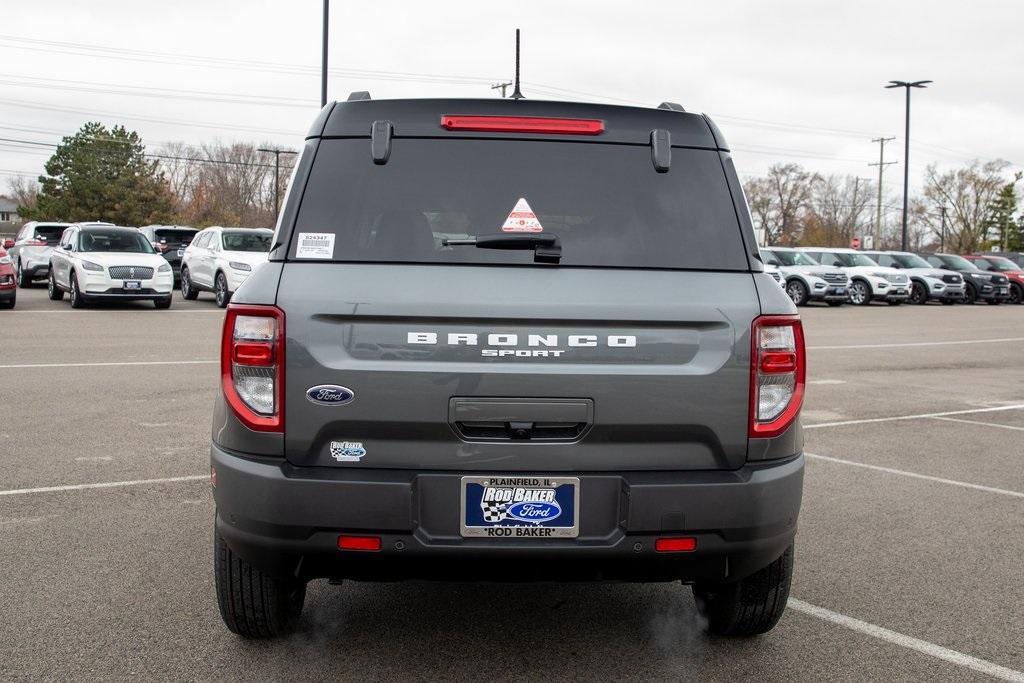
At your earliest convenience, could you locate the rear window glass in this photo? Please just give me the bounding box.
[154,229,196,245]
[222,231,272,252]
[289,138,747,270]
[33,225,66,242]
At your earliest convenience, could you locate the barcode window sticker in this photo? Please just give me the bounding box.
[295,232,335,259]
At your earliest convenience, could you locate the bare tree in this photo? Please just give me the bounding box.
[743,163,819,245]
[919,160,1012,252]
[808,175,875,247]
[6,176,40,215]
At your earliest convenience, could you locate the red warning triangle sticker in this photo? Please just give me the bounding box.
[501,197,544,233]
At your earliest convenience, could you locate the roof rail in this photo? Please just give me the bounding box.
[657,101,686,112]
[347,91,372,101]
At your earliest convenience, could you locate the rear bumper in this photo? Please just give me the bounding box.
[211,445,804,583]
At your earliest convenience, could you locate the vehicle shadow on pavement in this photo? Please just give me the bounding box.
[226,581,752,678]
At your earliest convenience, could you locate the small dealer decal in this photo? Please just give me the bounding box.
[501,197,544,233]
[295,232,335,259]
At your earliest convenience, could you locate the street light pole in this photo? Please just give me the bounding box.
[885,79,932,251]
[321,0,329,108]
[258,148,299,219]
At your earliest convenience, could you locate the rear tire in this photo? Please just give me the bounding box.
[180,267,198,300]
[16,260,32,288]
[693,544,794,637]
[215,526,305,638]
[154,297,172,309]
[48,271,64,301]
[887,299,902,306]
[1009,284,1022,305]
[0,295,14,309]
[963,283,977,304]
[826,300,844,307]
[909,281,928,305]
[785,279,809,307]
[215,272,231,308]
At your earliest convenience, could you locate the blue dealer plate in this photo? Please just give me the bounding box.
[461,476,579,538]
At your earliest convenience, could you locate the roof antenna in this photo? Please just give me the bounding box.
[510,28,525,99]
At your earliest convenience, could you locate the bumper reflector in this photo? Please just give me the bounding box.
[338,535,382,552]
[655,537,697,553]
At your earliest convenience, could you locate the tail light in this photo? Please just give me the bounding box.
[749,315,805,438]
[25,239,47,247]
[221,304,284,432]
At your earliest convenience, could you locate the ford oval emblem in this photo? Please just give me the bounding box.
[505,500,562,523]
[306,385,355,406]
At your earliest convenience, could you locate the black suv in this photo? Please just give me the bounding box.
[211,95,805,639]
[918,252,1010,304]
[137,225,198,283]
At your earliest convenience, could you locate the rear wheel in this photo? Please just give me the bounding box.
[785,280,809,306]
[826,300,844,307]
[180,267,198,300]
[963,283,977,304]
[215,272,231,308]
[215,526,305,638]
[1010,284,1022,305]
[693,544,794,637]
[909,281,928,305]
[154,296,172,309]
[69,273,86,309]
[47,271,64,300]
[0,295,14,309]
[16,260,32,288]
[849,280,872,306]
[887,299,902,306]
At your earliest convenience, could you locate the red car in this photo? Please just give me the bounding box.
[965,254,1024,304]
[0,242,16,309]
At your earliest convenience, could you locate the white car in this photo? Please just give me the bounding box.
[47,223,174,309]
[799,247,911,306]
[862,251,965,305]
[760,247,849,306]
[179,227,273,308]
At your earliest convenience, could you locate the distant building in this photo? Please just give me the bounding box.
[0,196,22,230]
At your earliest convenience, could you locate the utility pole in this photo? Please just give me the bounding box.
[939,205,947,252]
[885,80,932,251]
[491,82,513,98]
[257,148,299,219]
[868,136,896,249]
[321,0,329,107]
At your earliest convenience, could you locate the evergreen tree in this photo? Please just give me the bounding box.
[24,122,174,225]
[982,173,1021,250]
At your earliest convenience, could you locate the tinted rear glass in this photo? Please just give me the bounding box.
[33,225,66,242]
[290,139,747,270]
[222,231,272,252]
[154,229,197,245]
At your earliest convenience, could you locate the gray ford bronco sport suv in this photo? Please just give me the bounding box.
[211,95,805,639]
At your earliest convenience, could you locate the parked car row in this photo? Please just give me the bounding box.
[2,221,271,310]
[760,246,1020,306]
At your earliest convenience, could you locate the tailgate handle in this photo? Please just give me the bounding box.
[449,398,593,443]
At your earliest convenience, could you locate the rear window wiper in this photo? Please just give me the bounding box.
[443,233,561,264]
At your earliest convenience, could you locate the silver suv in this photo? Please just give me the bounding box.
[210,95,805,639]
[8,221,71,287]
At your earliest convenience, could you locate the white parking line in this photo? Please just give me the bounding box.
[6,309,223,314]
[930,416,1024,432]
[0,360,217,369]
[808,379,846,385]
[805,453,1024,499]
[804,404,1024,429]
[789,598,1024,682]
[808,337,1024,350]
[0,475,207,497]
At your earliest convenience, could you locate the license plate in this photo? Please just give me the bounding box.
[833,287,845,295]
[999,287,1008,295]
[123,281,142,290]
[177,249,184,257]
[461,476,579,538]
[896,289,907,295]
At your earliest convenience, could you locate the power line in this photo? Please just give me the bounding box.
[0,136,283,169]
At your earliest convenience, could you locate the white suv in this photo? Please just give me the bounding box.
[800,247,911,306]
[760,247,849,306]
[179,227,272,308]
[48,223,174,308]
[862,251,965,305]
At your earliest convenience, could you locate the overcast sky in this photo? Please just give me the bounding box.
[2,0,1021,195]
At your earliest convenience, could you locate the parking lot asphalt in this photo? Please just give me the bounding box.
[2,286,1023,681]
